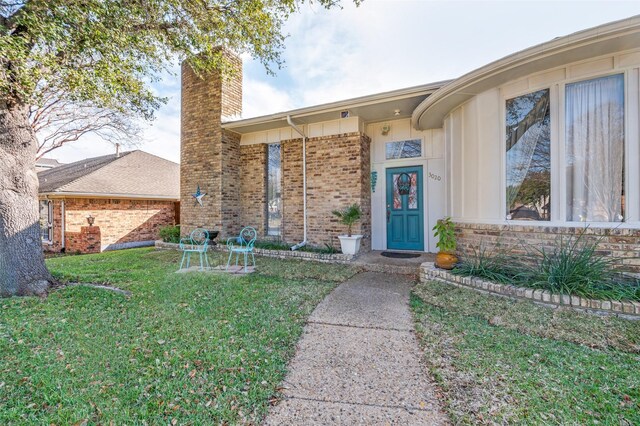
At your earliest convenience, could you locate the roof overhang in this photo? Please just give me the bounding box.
[40,192,179,201]
[222,81,450,134]
[412,15,640,130]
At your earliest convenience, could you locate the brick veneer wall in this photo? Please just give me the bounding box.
[281,139,304,243]
[43,198,177,253]
[281,132,372,250]
[240,144,267,235]
[455,222,640,272]
[180,50,242,239]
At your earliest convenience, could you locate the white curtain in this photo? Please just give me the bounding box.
[566,74,624,222]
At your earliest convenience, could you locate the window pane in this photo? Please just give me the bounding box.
[39,200,51,241]
[506,89,551,220]
[267,144,282,236]
[385,139,422,159]
[565,74,624,222]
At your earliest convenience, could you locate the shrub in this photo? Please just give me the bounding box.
[521,231,640,301]
[453,242,520,284]
[159,225,180,243]
[454,229,640,302]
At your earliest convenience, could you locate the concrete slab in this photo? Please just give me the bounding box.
[265,398,445,426]
[264,272,447,425]
[355,250,435,266]
[309,272,414,331]
[280,324,441,410]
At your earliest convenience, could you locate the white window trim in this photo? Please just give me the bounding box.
[502,69,636,228]
[41,200,53,244]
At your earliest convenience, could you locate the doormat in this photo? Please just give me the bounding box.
[380,251,421,259]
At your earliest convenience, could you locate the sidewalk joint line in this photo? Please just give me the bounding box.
[282,395,433,413]
[307,320,414,333]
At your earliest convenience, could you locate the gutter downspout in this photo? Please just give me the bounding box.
[286,115,307,251]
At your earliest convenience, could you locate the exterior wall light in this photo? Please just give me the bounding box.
[86,214,95,226]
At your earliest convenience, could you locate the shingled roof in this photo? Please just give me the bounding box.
[38,150,179,200]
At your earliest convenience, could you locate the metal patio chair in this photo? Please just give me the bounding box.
[226,227,257,272]
[179,228,210,271]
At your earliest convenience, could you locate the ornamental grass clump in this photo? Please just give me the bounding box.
[453,242,521,284]
[521,231,640,301]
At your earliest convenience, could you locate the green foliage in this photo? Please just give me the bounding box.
[253,239,291,251]
[453,243,519,284]
[0,0,359,112]
[332,203,362,237]
[521,231,640,302]
[253,240,340,254]
[0,248,354,424]
[432,217,456,253]
[158,224,180,243]
[453,231,640,302]
[412,282,640,424]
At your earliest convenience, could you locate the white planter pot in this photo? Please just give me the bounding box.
[337,235,363,255]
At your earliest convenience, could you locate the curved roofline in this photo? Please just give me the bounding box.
[412,15,640,130]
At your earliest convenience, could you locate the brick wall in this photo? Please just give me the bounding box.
[282,139,304,243]
[180,51,242,239]
[240,144,267,235]
[281,132,372,250]
[455,222,640,272]
[43,198,177,253]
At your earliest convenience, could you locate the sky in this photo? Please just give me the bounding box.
[49,0,640,165]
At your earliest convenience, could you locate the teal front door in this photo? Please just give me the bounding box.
[386,166,424,251]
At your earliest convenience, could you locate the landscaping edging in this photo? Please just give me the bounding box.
[155,240,355,262]
[420,262,640,319]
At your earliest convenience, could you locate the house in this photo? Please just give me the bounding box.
[39,150,180,253]
[181,16,640,270]
[36,158,64,172]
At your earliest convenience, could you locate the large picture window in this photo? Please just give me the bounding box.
[505,89,551,220]
[565,74,624,222]
[267,144,282,236]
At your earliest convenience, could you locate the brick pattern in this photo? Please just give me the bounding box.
[421,262,640,318]
[43,198,177,253]
[180,51,242,239]
[239,144,267,235]
[282,132,371,250]
[455,222,640,273]
[281,139,304,243]
[66,226,101,254]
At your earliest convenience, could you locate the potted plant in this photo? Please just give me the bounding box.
[332,203,363,255]
[433,217,458,269]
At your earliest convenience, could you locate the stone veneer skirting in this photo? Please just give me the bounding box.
[421,262,640,319]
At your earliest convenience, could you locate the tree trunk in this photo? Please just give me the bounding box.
[0,99,52,297]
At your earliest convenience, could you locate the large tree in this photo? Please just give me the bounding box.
[0,0,357,297]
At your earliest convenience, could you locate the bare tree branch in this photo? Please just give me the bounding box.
[30,86,143,160]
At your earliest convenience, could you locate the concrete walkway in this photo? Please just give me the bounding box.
[264,272,447,425]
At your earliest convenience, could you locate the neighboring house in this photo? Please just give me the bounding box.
[36,158,63,172]
[181,16,640,270]
[39,150,179,253]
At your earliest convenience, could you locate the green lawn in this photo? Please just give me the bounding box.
[0,248,357,425]
[412,280,640,425]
